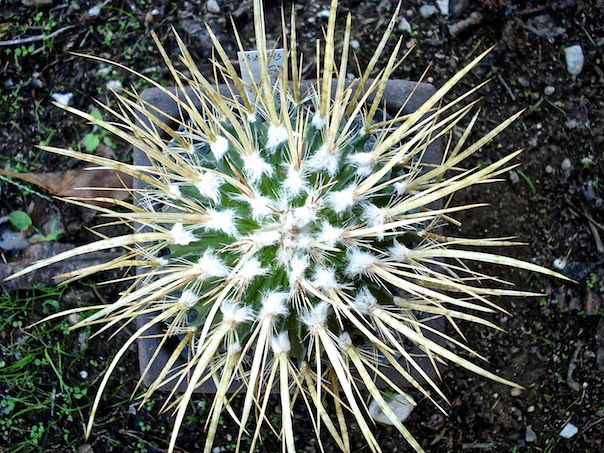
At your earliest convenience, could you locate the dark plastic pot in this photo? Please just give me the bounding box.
[133,79,445,393]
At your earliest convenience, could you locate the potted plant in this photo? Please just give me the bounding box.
[8,1,566,452]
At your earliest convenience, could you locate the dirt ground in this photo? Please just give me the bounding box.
[1,0,603,452]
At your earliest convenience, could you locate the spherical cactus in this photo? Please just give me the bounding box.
[9,1,565,452]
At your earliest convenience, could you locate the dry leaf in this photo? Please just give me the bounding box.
[0,167,133,207]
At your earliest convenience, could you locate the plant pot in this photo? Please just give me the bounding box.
[133,79,445,393]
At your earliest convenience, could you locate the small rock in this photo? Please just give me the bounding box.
[106,79,122,94]
[51,92,74,106]
[510,388,522,397]
[316,9,331,19]
[0,229,30,251]
[553,257,567,270]
[509,170,520,184]
[206,0,220,14]
[419,5,438,18]
[559,422,579,439]
[526,425,537,442]
[564,45,585,76]
[436,0,449,15]
[350,39,360,50]
[398,17,412,33]
[544,86,555,96]
[561,158,572,171]
[88,2,105,17]
[369,393,414,425]
[79,370,88,379]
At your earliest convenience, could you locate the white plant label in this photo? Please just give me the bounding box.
[237,49,284,100]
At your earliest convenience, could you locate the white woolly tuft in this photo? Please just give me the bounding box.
[195,171,224,204]
[301,301,331,331]
[328,184,358,213]
[311,113,325,130]
[353,286,377,314]
[155,257,169,267]
[247,112,257,123]
[288,254,309,287]
[237,257,268,283]
[168,184,181,198]
[221,300,256,326]
[170,223,195,245]
[389,241,411,262]
[307,144,340,176]
[345,248,378,277]
[315,221,344,247]
[394,180,408,197]
[363,203,388,227]
[259,292,290,320]
[270,332,291,355]
[282,164,309,198]
[267,124,289,149]
[238,194,274,220]
[178,289,198,309]
[311,267,340,291]
[205,209,237,236]
[210,135,229,160]
[338,332,353,350]
[247,230,281,248]
[196,249,230,280]
[348,152,376,176]
[242,151,274,184]
[292,205,317,227]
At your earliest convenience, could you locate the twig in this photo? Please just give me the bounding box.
[0,25,75,47]
[449,12,483,38]
[497,73,516,101]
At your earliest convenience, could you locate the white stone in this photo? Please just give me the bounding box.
[419,5,438,18]
[436,0,449,15]
[398,17,412,34]
[51,92,73,106]
[106,79,122,94]
[206,0,220,14]
[559,422,579,439]
[369,393,414,425]
[564,45,584,76]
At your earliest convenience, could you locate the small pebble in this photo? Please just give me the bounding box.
[436,0,449,15]
[317,9,331,18]
[545,165,553,174]
[526,425,537,442]
[350,39,360,50]
[206,0,220,14]
[527,405,535,413]
[509,170,520,184]
[88,4,103,17]
[561,158,572,171]
[553,258,567,270]
[51,92,74,106]
[544,86,555,96]
[564,45,585,76]
[560,422,579,439]
[106,79,122,94]
[369,393,414,425]
[419,5,438,18]
[80,370,88,379]
[398,17,412,33]
[511,388,522,397]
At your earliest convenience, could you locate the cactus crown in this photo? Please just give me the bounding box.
[9,1,565,452]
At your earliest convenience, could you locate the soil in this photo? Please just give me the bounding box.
[1,0,603,452]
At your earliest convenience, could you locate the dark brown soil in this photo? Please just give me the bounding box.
[1,0,603,452]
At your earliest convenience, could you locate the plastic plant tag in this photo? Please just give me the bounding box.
[237,48,284,101]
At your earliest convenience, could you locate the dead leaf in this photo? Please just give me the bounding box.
[0,167,133,207]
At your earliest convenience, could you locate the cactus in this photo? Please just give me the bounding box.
[8,1,565,452]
